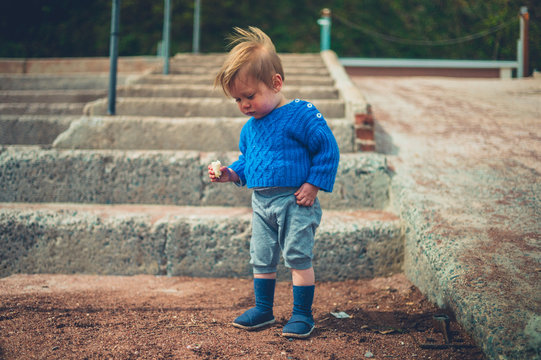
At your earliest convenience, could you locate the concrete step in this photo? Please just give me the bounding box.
[164,64,329,76]
[0,103,85,116]
[117,84,339,99]
[0,89,107,103]
[0,56,160,74]
[129,74,335,86]
[83,97,345,118]
[0,202,403,281]
[0,146,392,209]
[0,74,130,90]
[173,52,326,66]
[0,115,76,145]
[52,115,354,153]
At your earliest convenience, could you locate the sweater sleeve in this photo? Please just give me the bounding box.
[306,125,340,192]
[300,105,340,192]
[229,121,248,186]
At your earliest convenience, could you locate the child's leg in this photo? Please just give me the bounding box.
[255,272,277,280]
[282,267,316,338]
[291,267,314,286]
[232,190,282,330]
[280,198,321,338]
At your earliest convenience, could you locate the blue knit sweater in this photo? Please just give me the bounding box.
[229,99,340,192]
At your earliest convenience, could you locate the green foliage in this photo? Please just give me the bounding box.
[0,0,538,73]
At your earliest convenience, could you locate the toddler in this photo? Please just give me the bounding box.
[208,27,340,338]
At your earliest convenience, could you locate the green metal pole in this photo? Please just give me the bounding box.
[193,0,201,53]
[163,0,171,74]
[317,8,331,51]
[520,6,529,77]
[108,0,120,115]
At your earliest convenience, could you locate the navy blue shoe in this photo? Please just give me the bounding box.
[282,285,315,338]
[282,314,315,338]
[232,307,275,330]
[232,278,275,330]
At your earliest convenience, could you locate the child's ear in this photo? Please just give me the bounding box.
[272,74,283,92]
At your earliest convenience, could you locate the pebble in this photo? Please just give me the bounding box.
[365,351,374,358]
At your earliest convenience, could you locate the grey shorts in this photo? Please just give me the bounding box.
[250,187,322,274]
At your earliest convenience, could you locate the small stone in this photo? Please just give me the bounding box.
[365,351,374,358]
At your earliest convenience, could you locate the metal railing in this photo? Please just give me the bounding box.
[317,7,530,79]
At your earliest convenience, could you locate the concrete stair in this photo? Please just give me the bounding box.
[131,74,335,86]
[0,203,402,281]
[51,115,354,153]
[0,146,391,209]
[0,52,398,281]
[83,97,346,118]
[0,73,127,144]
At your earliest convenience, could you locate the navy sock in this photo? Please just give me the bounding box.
[292,285,314,318]
[255,278,275,310]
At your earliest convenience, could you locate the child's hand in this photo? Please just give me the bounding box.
[294,183,319,207]
[208,164,239,183]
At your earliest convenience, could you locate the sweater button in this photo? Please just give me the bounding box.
[317,113,322,118]
[307,103,313,108]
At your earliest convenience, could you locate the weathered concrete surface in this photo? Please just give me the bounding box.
[117,84,339,99]
[0,89,106,103]
[0,203,402,281]
[129,74,335,86]
[322,51,370,124]
[51,115,354,153]
[167,64,329,76]
[172,52,327,66]
[0,103,85,116]
[0,147,391,210]
[0,56,161,74]
[83,97,346,118]
[0,147,203,206]
[352,76,541,359]
[0,115,76,145]
[0,74,131,90]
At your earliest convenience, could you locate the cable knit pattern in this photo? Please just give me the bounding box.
[230,99,340,192]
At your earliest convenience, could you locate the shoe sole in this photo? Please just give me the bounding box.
[282,325,315,339]
[231,318,276,330]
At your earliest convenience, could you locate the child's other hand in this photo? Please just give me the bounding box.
[294,183,319,207]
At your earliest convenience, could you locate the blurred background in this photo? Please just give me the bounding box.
[0,0,539,74]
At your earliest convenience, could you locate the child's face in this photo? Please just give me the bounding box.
[229,69,283,119]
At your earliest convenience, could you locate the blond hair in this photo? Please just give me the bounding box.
[214,27,284,97]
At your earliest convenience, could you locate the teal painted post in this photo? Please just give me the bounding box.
[163,0,171,75]
[317,8,331,51]
[193,0,201,53]
[520,6,529,77]
[108,0,120,115]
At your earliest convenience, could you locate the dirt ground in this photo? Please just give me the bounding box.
[0,274,485,360]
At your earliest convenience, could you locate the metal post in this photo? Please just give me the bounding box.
[517,38,523,78]
[108,0,120,116]
[317,8,331,51]
[519,6,529,77]
[193,0,201,53]
[162,0,171,75]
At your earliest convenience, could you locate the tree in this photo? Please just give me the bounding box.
[0,0,538,74]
